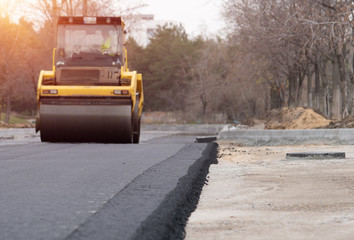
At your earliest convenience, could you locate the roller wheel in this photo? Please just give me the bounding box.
[133,96,141,144]
[40,131,48,142]
[40,130,59,142]
[39,102,133,143]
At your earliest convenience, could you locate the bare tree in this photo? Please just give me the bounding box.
[187,39,228,117]
[222,0,354,119]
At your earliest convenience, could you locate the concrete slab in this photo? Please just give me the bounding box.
[0,128,38,139]
[218,128,354,145]
[186,144,354,240]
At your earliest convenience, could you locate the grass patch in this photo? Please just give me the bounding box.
[0,114,29,124]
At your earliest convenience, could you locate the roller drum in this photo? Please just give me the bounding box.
[39,98,132,143]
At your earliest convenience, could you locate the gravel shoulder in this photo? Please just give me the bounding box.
[186,142,354,240]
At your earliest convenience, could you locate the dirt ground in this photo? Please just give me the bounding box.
[185,142,354,240]
[262,107,331,129]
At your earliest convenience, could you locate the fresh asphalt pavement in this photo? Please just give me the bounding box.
[0,125,221,240]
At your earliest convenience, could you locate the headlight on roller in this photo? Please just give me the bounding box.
[42,89,58,94]
[113,90,129,95]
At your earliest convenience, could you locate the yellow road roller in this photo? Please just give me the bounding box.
[36,16,143,143]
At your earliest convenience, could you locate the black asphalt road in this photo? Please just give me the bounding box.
[0,128,219,240]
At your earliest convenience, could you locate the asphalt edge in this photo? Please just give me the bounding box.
[64,142,218,240]
[132,142,218,240]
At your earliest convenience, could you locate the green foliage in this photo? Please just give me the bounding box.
[137,23,199,111]
[127,24,237,118]
[143,24,190,110]
[0,114,29,124]
[126,37,145,72]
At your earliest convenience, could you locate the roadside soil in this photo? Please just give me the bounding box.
[186,142,354,240]
[263,107,331,129]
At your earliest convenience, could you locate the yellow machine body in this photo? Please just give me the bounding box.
[36,16,143,143]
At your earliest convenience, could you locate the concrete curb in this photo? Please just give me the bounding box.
[0,128,38,139]
[0,125,224,141]
[218,128,354,146]
[142,124,224,135]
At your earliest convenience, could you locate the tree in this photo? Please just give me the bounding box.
[187,37,229,117]
[126,36,146,72]
[222,0,354,119]
[0,17,44,122]
[142,23,196,111]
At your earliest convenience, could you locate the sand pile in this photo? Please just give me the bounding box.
[265,107,331,129]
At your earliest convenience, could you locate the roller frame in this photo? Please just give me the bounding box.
[36,16,144,143]
[133,95,141,144]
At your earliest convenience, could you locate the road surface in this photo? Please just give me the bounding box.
[0,125,221,240]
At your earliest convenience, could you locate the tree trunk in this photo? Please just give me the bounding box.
[314,62,320,110]
[288,69,297,108]
[349,49,354,114]
[0,97,3,120]
[83,0,87,16]
[337,48,348,118]
[319,60,329,117]
[249,99,256,116]
[200,93,207,116]
[69,0,73,15]
[307,64,313,109]
[349,75,354,115]
[5,93,11,124]
[331,59,341,119]
[295,69,304,107]
[272,74,286,108]
[265,86,269,112]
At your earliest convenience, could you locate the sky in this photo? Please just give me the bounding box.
[140,0,225,37]
[0,0,226,37]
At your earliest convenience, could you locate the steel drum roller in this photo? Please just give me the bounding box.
[39,101,132,143]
